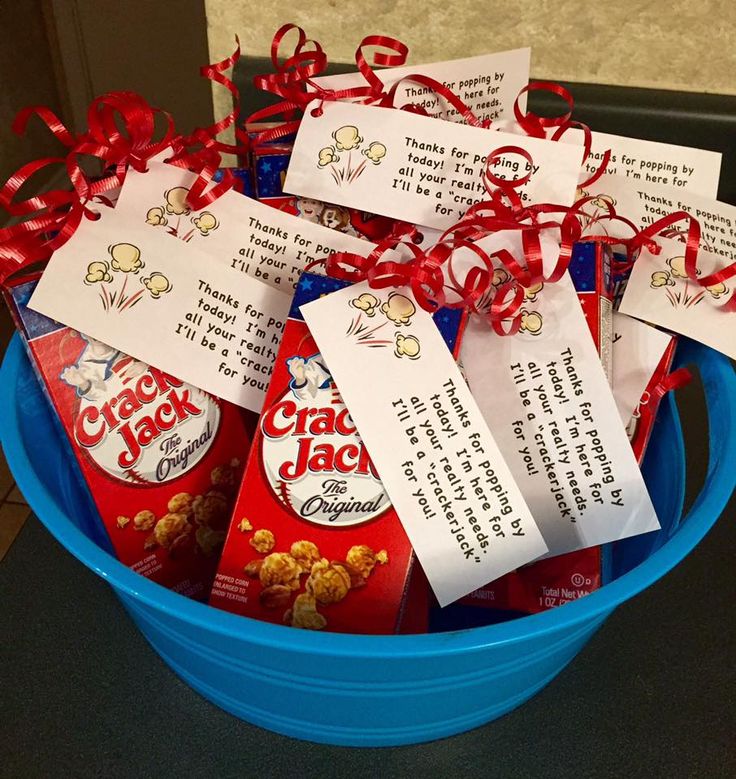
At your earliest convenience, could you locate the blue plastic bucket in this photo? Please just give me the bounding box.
[1,333,734,746]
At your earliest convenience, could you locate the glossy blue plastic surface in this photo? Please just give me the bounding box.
[1,334,734,746]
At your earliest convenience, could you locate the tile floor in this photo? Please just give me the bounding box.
[0,299,31,561]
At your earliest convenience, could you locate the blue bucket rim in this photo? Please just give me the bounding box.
[1,333,733,658]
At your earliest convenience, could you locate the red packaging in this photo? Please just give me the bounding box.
[628,338,678,463]
[5,278,253,599]
[459,242,616,616]
[210,272,466,633]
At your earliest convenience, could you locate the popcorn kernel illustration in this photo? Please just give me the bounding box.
[519,310,543,336]
[141,272,171,299]
[259,552,301,590]
[145,206,168,226]
[238,518,253,533]
[318,147,339,167]
[376,549,389,564]
[195,525,225,556]
[109,243,144,273]
[260,584,292,610]
[650,270,675,288]
[290,540,321,573]
[85,260,112,284]
[116,516,130,530]
[153,512,191,549]
[250,528,276,554]
[284,593,327,630]
[491,268,510,287]
[164,186,191,215]
[706,281,728,299]
[243,559,263,577]
[395,333,421,359]
[363,141,387,164]
[332,125,363,151]
[306,559,351,605]
[381,292,416,326]
[350,292,379,317]
[666,255,697,279]
[133,509,156,531]
[524,282,543,302]
[192,211,219,236]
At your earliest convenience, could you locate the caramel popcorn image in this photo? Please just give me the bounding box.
[395,333,421,360]
[381,292,416,326]
[650,270,675,288]
[116,516,130,530]
[168,492,194,517]
[164,186,191,215]
[211,462,237,490]
[192,490,229,529]
[238,518,253,533]
[192,211,219,236]
[108,243,144,273]
[519,310,543,336]
[346,545,387,579]
[259,584,292,610]
[195,525,225,556]
[332,125,363,151]
[243,559,263,577]
[290,540,321,573]
[250,528,276,554]
[143,532,158,550]
[84,261,112,285]
[153,512,191,549]
[133,509,156,531]
[306,559,351,605]
[259,552,301,590]
[141,272,172,299]
[318,146,339,167]
[363,141,387,164]
[145,206,167,226]
[350,292,379,317]
[284,593,327,630]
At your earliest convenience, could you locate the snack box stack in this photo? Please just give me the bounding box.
[209,271,466,633]
[4,277,254,600]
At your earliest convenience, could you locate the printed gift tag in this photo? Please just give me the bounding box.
[115,160,381,294]
[312,48,531,124]
[284,101,584,229]
[494,122,722,197]
[619,235,736,359]
[458,234,660,557]
[28,206,291,412]
[301,282,548,606]
[612,312,674,424]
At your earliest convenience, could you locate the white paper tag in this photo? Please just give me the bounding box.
[619,235,736,359]
[114,160,379,294]
[28,206,291,412]
[459,236,659,557]
[301,282,547,606]
[312,48,531,124]
[612,312,674,424]
[494,122,722,197]
[284,101,584,230]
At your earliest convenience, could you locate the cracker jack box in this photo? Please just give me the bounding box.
[445,242,616,623]
[4,277,253,600]
[210,271,466,633]
[628,337,678,463]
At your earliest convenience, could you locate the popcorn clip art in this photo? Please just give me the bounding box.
[318,125,386,185]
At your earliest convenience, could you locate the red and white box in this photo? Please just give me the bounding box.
[5,277,253,599]
[210,271,466,633]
